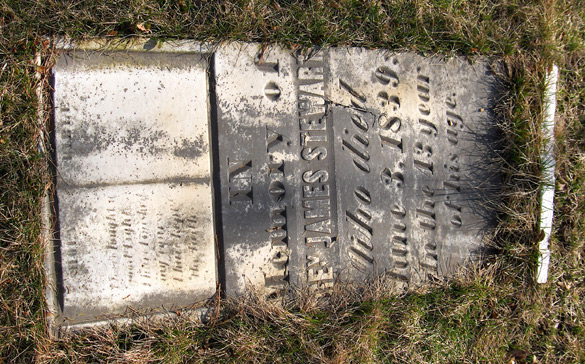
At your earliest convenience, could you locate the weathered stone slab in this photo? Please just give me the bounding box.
[327,49,500,284]
[53,52,210,185]
[214,44,301,296]
[48,42,505,327]
[51,48,216,326]
[57,183,215,323]
[214,44,502,295]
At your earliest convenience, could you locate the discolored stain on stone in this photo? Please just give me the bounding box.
[53,51,211,186]
[173,135,206,159]
[50,47,216,328]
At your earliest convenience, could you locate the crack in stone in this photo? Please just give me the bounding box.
[324,99,380,119]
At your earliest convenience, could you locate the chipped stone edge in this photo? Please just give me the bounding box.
[537,64,558,284]
[37,47,61,338]
[42,38,219,336]
[53,36,216,54]
[55,305,216,337]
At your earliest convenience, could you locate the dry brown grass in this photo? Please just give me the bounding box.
[1,0,584,362]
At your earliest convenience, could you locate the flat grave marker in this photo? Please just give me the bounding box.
[47,41,503,328]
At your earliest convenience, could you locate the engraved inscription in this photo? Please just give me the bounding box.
[416,187,439,272]
[370,60,411,280]
[58,182,214,321]
[264,81,281,101]
[444,153,463,227]
[390,215,409,281]
[339,79,371,173]
[443,92,465,227]
[306,254,334,287]
[228,159,253,204]
[346,186,375,271]
[214,46,503,296]
[376,66,403,153]
[414,69,438,275]
[264,126,290,291]
[255,50,280,73]
[298,54,336,287]
[337,77,380,272]
[414,72,435,175]
[445,93,463,145]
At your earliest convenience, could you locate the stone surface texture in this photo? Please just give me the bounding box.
[215,44,502,295]
[52,49,216,326]
[49,41,503,328]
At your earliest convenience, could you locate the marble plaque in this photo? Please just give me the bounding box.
[214,44,502,295]
[51,49,216,326]
[49,42,504,327]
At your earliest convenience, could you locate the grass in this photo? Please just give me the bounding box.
[1,0,584,362]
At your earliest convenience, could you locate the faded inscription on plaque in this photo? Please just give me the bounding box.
[51,50,216,326]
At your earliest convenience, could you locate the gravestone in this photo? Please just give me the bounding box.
[47,41,503,328]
